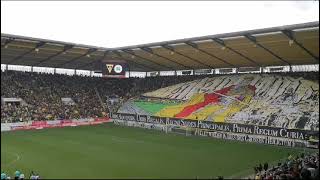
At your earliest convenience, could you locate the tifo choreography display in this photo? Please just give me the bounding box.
[118,73,319,131]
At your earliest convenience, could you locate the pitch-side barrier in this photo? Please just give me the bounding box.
[1,117,111,132]
[111,113,319,148]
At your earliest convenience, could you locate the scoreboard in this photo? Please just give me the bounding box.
[100,60,128,78]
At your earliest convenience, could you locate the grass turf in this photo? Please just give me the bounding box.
[1,123,309,179]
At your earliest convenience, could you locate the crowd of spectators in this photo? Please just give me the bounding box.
[1,170,39,180]
[1,70,201,123]
[252,152,319,180]
[1,70,318,123]
[264,71,319,81]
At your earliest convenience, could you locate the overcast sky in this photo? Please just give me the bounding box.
[1,1,319,48]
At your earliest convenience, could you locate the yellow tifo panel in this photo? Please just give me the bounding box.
[155,93,205,117]
[213,96,253,123]
[186,104,223,120]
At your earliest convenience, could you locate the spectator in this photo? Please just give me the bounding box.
[1,172,6,180]
[14,171,20,180]
[258,164,263,172]
[263,162,268,172]
[253,152,319,180]
[29,172,37,180]
[18,174,24,180]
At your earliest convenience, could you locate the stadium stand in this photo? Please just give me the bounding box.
[253,152,319,180]
[118,72,319,131]
[1,70,203,123]
[4,68,317,131]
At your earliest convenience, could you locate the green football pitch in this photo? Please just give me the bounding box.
[1,123,310,179]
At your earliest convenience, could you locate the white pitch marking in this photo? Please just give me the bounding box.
[2,151,21,167]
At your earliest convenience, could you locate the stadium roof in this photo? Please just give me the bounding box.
[1,21,319,72]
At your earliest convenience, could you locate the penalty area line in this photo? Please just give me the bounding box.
[2,151,21,167]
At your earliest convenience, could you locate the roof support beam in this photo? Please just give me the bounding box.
[76,50,150,72]
[75,50,110,69]
[281,30,319,61]
[212,38,261,67]
[32,45,74,66]
[2,22,318,52]
[55,48,97,68]
[122,49,174,70]
[140,47,191,69]
[162,45,214,69]
[113,50,158,71]
[244,34,291,66]
[185,41,235,67]
[2,38,15,48]
[8,41,46,64]
[111,50,122,58]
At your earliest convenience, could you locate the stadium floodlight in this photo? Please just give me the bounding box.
[162,45,175,55]
[282,29,318,61]
[212,38,227,51]
[289,40,294,46]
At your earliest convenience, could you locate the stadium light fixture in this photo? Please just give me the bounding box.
[212,38,227,51]
[281,29,318,61]
[162,45,175,55]
[289,40,294,46]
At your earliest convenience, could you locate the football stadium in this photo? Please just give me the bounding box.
[1,2,319,179]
